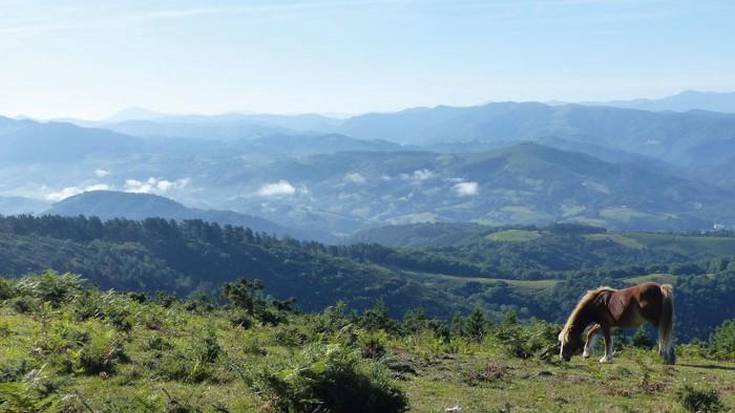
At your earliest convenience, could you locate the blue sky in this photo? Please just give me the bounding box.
[1,0,734,119]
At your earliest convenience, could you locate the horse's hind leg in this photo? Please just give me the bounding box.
[583,324,601,358]
[658,284,676,364]
[599,326,613,363]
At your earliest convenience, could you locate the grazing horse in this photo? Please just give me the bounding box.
[558,282,675,364]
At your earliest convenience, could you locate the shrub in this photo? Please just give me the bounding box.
[676,384,724,413]
[249,344,408,413]
[0,278,15,300]
[106,305,134,333]
[144,334,222,383]
[224,278,290,326]
[494,320,558,360]
[14,271,83,307]
[76,332,128,375]
[463,306,489,342]
[72,290,104,321]
[360,301,398,333]
[230,310,255,329]
[201,333,222,363]
[401,307,431,334]
[273,325,307,347]
[709,319,735,360]
[9,296,36,314]
[223,278,265,315]
[359,333,387,360]
[0,369,59,412]
[145,335,174,352]
[0,359,31,383]
[73,291,134,332]
[631,326,654,349]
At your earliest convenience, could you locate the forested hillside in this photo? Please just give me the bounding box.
[1,215,734,340]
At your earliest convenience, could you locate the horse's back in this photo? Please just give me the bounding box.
[608,282,665,327]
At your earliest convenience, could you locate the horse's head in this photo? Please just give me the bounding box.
[558,330,583,361]
[558,287,609,361]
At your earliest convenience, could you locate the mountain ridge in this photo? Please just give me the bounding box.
[43,190,334,242]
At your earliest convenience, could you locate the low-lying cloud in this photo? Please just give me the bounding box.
[401,169,435,183]
[257,180,297,197]
[45,184,111,202]
[453,181,479,196]
[124,177,189,194]
[344,173,366,184]
[45,176,191,202]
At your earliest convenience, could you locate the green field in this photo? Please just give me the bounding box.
[627,233,735,256]
[486,229,542,242]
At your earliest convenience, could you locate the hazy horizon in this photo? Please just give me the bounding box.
[2,0,734,119]
[0,88,726,123]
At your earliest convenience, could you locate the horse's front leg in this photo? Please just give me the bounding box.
[599,326,613,363]
[583,324,601,358]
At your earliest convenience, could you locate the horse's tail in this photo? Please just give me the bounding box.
[658,283,676,364]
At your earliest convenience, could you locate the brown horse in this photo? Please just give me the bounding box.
[558,282,675,364]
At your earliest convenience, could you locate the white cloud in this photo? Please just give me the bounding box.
[344,173,366,184]
[124,177,189,194]
[94,169,111,177]
[257,180,297,197]
[45,183,111,202]
[453,181,479,196]
[400,169,435,183]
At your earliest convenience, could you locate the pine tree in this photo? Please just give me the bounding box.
[464,306,487,342]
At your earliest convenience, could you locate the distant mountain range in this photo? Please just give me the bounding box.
[337,102,735,166]
[581,90,735,113]
[75,112,342,141]
[0,116,140,163]
[3,91,735,236]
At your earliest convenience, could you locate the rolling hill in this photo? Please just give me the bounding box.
[223,142,735,233]
[43,191,333,242]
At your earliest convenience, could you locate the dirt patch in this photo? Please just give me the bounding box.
[466,361,512,385]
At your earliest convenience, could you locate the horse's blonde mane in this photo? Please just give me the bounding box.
[559,286,616,344]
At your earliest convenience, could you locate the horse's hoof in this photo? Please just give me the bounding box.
[583,352,591,359]
[599,357,612,363]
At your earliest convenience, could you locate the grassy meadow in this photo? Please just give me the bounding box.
[2,272,734,413]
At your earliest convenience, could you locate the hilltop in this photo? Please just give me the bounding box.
[43,190,332,242]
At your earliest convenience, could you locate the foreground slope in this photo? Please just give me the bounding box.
[1,273,734,412]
